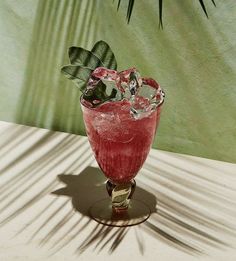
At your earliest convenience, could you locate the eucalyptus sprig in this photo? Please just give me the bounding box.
[61,41,117,92]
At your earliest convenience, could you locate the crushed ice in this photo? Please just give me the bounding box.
[81,67,165,119]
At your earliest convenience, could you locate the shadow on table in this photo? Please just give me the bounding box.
[52,167,157,217]
[51,167,157,254]
[0,125,235,257]
[47,165,230,257]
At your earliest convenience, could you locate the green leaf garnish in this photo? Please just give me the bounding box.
[83,81,118,107]
[91,41,117,70]
[61,65,93,92]
[61,40,118,103]
[68,47,104,69]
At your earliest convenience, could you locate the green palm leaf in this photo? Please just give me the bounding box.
[116,0,216,27]
[198,0,209,18]
[211,0,216,7]
[127,0,135,24]
[117,0,121,10]
[159,0,163,29]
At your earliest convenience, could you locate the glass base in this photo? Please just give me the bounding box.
[89,198,150,227]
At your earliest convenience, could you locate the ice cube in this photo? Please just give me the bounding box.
[142,77,160,90]
[119,67,138,83]
[130,77,164,119]
[82,67,122,107]
[92,67,118,81]
[141,77,164,105]
[118,68,142,99]
[88,67,119,88]
[81,66,165,115]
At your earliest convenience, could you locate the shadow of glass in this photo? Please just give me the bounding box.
[50,166,156,254]
[52,166,157,218]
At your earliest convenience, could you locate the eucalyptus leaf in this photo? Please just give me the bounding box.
[61,41,118,97]
[68,47,104,69]
[91,41,117,70]
[61,65,93,91]
[82,80,118,107]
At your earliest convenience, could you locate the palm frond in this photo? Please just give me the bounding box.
[159,0,163,29]
[117,0,121,11]
[198,0,209,18]
[211,0,216,7]
[116,0,217,27]
[127,0,135,24]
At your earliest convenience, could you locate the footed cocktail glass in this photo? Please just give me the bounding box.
[81,97,163,226]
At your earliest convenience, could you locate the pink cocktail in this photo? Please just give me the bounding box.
[81,99,162,184]
[61,40,165,226]
[81,72,164,226]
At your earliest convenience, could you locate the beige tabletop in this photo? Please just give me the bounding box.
[0,121,235,261]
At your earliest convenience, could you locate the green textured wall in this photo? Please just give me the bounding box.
[0,0,235,163]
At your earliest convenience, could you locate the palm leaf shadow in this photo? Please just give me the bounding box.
[49,165,234,255]
[50,166,156,253]
[15,0,99,135]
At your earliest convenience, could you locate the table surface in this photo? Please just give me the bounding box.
[0,121,235,261]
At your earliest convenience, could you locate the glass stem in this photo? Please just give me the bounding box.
[106,179,136,212]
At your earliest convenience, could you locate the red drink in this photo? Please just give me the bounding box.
[61,41,165,225]
[81,99,162,184]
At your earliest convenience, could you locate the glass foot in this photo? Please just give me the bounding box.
[89,198,150,227]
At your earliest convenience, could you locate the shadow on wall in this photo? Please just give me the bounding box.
[15,0,98,135]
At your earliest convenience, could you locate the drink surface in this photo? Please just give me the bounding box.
[82,98,161,184]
